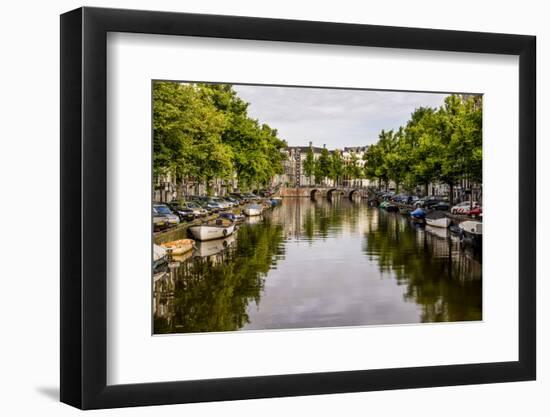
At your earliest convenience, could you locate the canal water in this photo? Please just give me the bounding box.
[153,197,482,334]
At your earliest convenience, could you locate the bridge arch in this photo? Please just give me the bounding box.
[348,189,361,200]
[327,188,346,199]
[310,188,321,199]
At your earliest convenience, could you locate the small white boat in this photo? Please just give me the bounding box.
[153,244,168,270]
[459,220,482,248]
[188,219,235,241]
[243,204,262,216]
[160,238,195,255]
[425,215,451,228]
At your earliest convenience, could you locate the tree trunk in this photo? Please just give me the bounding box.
[448,183,454,205]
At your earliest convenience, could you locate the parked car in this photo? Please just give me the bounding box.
[433,201,450,211]
[166,202,196,222]
[224,196,240,206]
[415,196,448,209]
[153,204,180,226]
[210,196,233,209]
[180,201,208,217]
[190,197,219,213]
[466,206,483,217]
[408,196,420,205]
[450,201,479,214]
[153,209,169,231]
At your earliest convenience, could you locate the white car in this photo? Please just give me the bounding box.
[451,201,478,214]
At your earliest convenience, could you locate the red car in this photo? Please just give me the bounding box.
[466,207,482,217]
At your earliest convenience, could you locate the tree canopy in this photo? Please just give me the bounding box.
[362,95,482,200]
[153,81,287,193]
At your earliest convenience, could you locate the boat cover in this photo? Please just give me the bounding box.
[410,208,426,218]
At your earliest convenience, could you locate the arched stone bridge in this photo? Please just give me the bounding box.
[277,186,375,200]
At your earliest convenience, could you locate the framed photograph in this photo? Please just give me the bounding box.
[60,7,536,409]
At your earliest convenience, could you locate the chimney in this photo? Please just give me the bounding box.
[309,141,312,147]
[323,144,326,148]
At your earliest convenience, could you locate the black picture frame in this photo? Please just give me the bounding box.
[60,6,536,410]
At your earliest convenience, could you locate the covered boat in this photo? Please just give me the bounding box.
[219,212,245,223]
[188,218,235,241]
[160,238,195,255]
[243,204,263,216]
[425,211,451,228]
[410,207,426,224]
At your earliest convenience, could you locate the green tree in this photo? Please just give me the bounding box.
[199,83,287,191]
[330,150,344,186]
[303,147,316,185]
[153,81,232,193]
[315,148,332,185]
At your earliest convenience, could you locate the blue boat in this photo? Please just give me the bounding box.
[410,208,426,224]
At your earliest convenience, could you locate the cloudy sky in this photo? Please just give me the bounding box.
[233,84,449,148]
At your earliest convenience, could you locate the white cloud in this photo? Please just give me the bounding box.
[233,84,449,148]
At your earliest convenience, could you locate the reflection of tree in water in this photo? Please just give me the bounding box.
[154,219,285,334]
[363,210,482,323]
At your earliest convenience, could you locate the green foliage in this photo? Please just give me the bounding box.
[153,81,287,192]
[315,148,332,184]
[303,147,316,181]
[329,150,344,185]
[344,151,363,181]
[365,95,482,197]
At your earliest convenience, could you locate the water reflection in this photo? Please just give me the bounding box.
[363,210,482,323]
[154,198,481,334]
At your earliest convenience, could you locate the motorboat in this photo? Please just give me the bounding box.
[188,218,235,241]
[160,238,195,255]
[459,220,482,248]
[425,211,451,228]
[243,204,263,216]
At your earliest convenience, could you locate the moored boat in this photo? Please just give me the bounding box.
[459,220,482,248]
[410,207,426,224]
[219,212,245,223]
[243,204,263,216]
[385,204,399,212]
[153,244,168,270]
[425,211,451,228]
[160,238,195,255]
[188,219,235,241]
